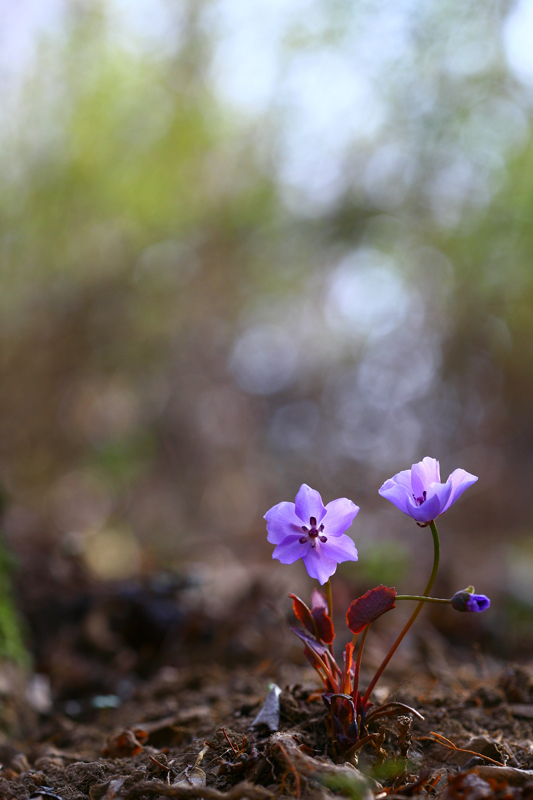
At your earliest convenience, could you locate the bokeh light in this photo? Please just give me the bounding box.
[1,0,533,662]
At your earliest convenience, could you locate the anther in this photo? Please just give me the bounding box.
[299,535,308,544]
[319,535,327,543]
[309,516,317,527]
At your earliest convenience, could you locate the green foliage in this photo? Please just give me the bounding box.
[88,431,156,488]
[340,541,410,588]
[0,0,278,310]
[321,771,372,800]
[0,544,30,668]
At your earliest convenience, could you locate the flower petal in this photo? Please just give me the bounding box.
[451,590,490,612]
[379,479,413,515]
[440,469,478,514]
[272,535,309,564]
[294,484,327,524]
[264,501,304,544]
[323,498,359,536]
[406,480,453,523]
[321,534,358,563]
[467,594,490,612]
[389,469,414,491]
[410,457,441,498]
[302,547,338,584]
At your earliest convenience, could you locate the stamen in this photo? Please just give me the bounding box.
[301,526,309,532]
[319,535,327,543]
[309,516,317,527]
[413,490,428,507]
[299,535,308,544]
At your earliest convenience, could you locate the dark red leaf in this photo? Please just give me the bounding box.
[310,589,328,611]
[346,585,396,635]
[288,594,315,635]
[289,593,335,643]
[290,626,329,658]
[311,607,335,644]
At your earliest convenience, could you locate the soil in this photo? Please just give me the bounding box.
[4,662,533,800]
[3,562,533,800]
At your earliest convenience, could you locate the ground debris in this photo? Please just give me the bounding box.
[509,705,533,720]
[499,667,533,704]
[101,728,148,758]
[123,780,274,799]
[250,686,281,734]
[4,659,533,800]
[267,731,374,799]
[439,767,533,798]
[473,765,533,787]
[174,766,207,790]
[90,776,126,799]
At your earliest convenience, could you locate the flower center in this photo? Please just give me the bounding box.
[299,515,327,547]
[413,490,427,507]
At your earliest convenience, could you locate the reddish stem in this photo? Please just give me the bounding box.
[352,625,369,698]
[362,520,440,705]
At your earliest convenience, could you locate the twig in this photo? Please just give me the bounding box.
[148,755,172,772]
[277,742,301,799]
[419,732,504,766]
[222,729,239,754]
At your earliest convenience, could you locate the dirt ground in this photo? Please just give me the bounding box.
[3,561,533,800]
[4,661,533,800]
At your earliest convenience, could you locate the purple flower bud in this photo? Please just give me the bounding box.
[451,590,490,613]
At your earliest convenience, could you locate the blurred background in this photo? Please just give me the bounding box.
[1,0,533,705]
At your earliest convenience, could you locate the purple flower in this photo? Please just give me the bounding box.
[451,589,491,613]
[378,456,478,524]
[264,484,359,585]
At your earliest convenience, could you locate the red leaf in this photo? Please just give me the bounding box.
[289,593,335,644]
[312,607,335,644]
[346,585,396,635]
[288,594,315,635]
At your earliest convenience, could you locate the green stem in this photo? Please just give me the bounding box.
[395,595,450,603]
[362,520,440,705]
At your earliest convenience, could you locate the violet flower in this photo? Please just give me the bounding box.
[378,456,478,524]
[265,484,359,585]
[451,589,491,613]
